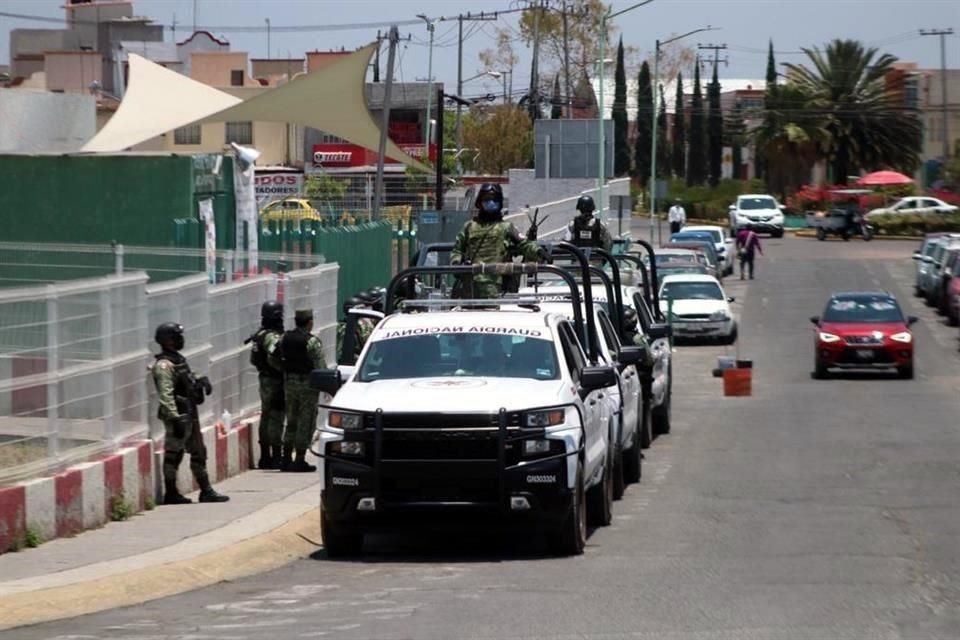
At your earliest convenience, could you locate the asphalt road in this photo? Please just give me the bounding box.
[12,229,960,640]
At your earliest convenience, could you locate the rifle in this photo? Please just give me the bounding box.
[525,207,550,241]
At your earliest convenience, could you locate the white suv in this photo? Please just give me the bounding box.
[729,194,785,237]
[312,303,618,557]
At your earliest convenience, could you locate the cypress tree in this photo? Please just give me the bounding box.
[687,59,707,186]
[707,63,723,187]
[634,61,653,185]
[671,73,686,178]
[758,40,778,180]
[657,84,669,178]
[612,37,631,176]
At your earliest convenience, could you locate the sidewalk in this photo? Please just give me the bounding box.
[0,468,320,630]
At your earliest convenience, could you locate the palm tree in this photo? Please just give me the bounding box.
[783,39,922,183]
[751,83,828,198]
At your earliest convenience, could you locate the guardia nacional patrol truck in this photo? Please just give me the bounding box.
[310,255,619,557]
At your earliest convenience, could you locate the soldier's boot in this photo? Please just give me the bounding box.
[197,474,230,503]
[163,479,192,505]
[289,449,317,473]
[279,446,294,471]
[257,442,274,470]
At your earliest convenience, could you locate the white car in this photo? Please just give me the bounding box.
[729,194,785,237]
[311,307,619,557]
[865,196,959,220]
[682,225,736,276]
[659,274,737,344]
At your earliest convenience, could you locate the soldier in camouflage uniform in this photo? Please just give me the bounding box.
[246,300,285,469]
[151,322,229,504]
[273,309,326,472]
[450,183,544,299]
[623,307,654,368]
[336,295,376,363]
[563,195,613,252]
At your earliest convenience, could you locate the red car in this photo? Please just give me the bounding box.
[810,292,917,379]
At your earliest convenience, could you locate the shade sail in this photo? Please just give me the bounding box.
[202,44,429,171]
[857,170,914,186]
[82,53,242,152]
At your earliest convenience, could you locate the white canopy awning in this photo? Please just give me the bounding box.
[82,45,428,171]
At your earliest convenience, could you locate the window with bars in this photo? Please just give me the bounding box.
[225,121,253,145]
[174,124,202,145]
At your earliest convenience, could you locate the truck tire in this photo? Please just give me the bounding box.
[623,399,648,484]
[321,508,363,558]
[587,446,614,527]
[551,460,586,556]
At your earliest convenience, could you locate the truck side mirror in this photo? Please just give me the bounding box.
[647,323,672,340]
[310,368,343,395]
[580,365,617,390]
[617,346,645,367]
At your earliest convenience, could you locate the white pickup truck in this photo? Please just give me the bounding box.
[310,263,621,557]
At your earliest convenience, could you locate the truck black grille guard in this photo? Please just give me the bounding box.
[310,404,585,505]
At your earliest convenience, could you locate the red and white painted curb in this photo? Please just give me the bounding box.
[0,421,254,553]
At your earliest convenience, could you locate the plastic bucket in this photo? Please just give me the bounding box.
[723,367,752,396]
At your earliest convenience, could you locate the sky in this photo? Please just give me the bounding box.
[2,0,959,98]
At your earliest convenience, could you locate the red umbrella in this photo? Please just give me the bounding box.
[856,170,914,186]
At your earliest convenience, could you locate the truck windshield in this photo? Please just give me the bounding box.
[739,197,777,210]
[661,281,724,301]
[357,333,559,381]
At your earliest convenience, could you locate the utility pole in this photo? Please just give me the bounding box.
[454,11,498,170]
[529,1,543,121]
[920,28,954,160]
[373,30,382,82]
[192,0,197,33]
[373,26,399,221]
[417,15,438,150]
[265,18,271,59]
[562,0,571,118]
[697,43,728,70]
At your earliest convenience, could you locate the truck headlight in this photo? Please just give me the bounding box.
[709,310,729,321]
[329,441,365,456]
[525,409,565,427]
[328,411,362,430]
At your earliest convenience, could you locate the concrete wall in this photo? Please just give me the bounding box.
[190,52,256,87]
[43,52,102,93]
[506,169,630,214]
[0,91,96,153]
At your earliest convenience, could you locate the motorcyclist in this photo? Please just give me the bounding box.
[563,195,613,251]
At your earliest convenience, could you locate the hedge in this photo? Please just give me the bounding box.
[870,213,960,237]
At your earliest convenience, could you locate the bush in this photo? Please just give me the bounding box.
[665,178,765,219]
[870,213,960,237]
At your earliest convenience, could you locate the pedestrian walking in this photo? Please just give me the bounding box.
[563,195,613,251]
[273,309,326,472]
[151,322,229,505]
[246,300,285,469]
[450,183,544,299]
[736,224,763,280]
[668,199,687,235]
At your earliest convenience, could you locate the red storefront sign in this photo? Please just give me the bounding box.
[312,143,437,167]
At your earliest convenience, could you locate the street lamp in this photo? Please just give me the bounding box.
[597,1,655,223]
[416,14,439,151]
[649,25,717,241]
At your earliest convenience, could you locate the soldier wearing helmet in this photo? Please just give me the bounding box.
[450,183,544,298]
[151,322,229,504]
[564,194,613,251]
[245,300,285,469]
[622,307,653,367]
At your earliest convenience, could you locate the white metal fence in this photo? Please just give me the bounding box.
[1,265,338,485]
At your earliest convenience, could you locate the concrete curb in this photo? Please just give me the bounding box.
[0,486,320,631]
[0,420,255,555]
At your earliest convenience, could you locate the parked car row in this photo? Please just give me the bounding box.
[309,241,677,557]
[913,232,960,325]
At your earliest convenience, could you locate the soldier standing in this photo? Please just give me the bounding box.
[151,322,229,504]
[450,183,543,299]
[563,195,613,251]
[336,295,371,363]
[274,309,326,472]
[246,300,285,469]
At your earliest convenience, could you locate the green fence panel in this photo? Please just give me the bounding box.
[313,222,393,312]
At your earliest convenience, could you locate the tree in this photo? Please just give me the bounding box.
[687,59,707,186]
[478,29,520,97]
[462,104,534,175]
[784,39,923,183]
[725,101,747,180]
[551,75,563,119]
[707,63,723,187]
[514,0,613,85]
[656,84,669,179]
[756,40,778,181]
[671,72,686,178]
[613,37,630,176]
[633,61,653,184]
